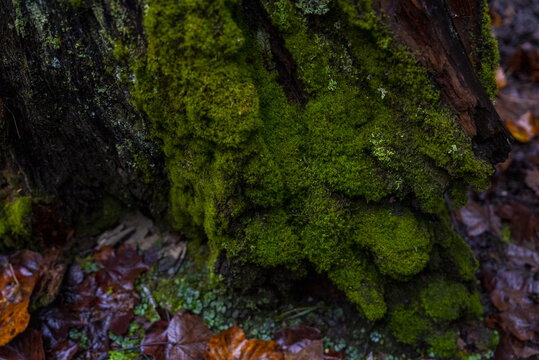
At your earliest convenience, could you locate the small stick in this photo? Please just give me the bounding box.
[8,263,20,287]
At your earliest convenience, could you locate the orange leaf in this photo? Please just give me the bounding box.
[504,111,539,143]
[0,250,42,346]
[206,326,284,360]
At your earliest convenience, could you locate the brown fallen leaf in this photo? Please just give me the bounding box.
[206,326,283,360]
[142,310,215,360]
[525,170,539,195]
[0,328,45,360]
[456,199,501,236]
[489,244,539,342]
[284,340,323,360]
[504,111,539,143]
[0,250,42,346]
[496,203,539,245]
[275,325,323,360]
[507,43,539,82]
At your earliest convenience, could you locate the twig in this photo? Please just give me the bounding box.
[9,263,20,287]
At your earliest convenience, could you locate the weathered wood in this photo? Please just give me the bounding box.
[376,0,512,163]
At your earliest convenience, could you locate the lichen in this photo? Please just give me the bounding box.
[127,0,497,345]
[296,0,331,15]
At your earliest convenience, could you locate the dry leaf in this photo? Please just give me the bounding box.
[0,328,45,360]
[0,250,42,346]
[504,111,539,143]
[456,200,500,236]
[142,310,214,360]
[206,326,283,360]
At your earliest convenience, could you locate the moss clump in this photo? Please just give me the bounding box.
[389,305,430,345]
[0,196,32,248]
[0,196,32,237]
[128,0,496,339]
[478,0,500,100]
[420,280,479,322]
[430,331,459,359]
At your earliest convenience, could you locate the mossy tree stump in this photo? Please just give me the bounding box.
[0,0,511,355]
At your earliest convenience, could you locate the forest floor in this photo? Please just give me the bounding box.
[0,0,538,359]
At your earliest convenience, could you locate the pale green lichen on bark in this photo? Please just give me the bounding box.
[128,0,499,353]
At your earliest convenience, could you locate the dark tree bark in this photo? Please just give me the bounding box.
[0,0,165,222]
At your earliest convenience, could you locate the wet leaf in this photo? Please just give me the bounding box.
[94,244,149,291]
[206,326,283,360]
[489,244,539,342]
[0,250,42,346]
[142,310,214,360]
[0,329,45,360]
[35,244,149,359]
[456,199,500,236]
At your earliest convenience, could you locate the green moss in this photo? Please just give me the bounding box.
[420,280,475,322]
[328,258,386,320]
[0,196,32,237]
[0,196,33,248]
[389,304,430,345]
[127,0,494,339]
[429,331,459,359]
[478,0,500,100]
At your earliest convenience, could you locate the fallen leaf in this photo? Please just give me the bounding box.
[284,340,323,360]
[142,310,215,360]
[206,326,283,360]
[524,170,539,194]
[496,67,507,90]
[94,244,149,291]
[507,43,539,82]
[0,328,45,360]
[496,203,538,245]
[505,111,539,143]
[36,244,149,359]
[489,244,539,342]
[31,247,67,308]
[0,250,42,346]
[456,199,501,236]
[275,325,324,360]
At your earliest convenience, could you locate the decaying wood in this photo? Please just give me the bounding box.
[376,0,512,163]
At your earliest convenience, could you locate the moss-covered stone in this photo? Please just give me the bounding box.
[127,0,495,342]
